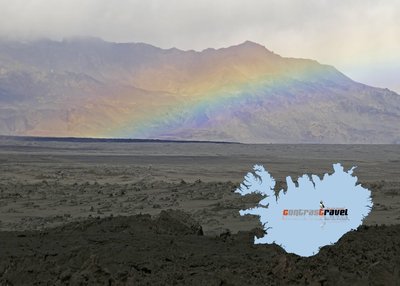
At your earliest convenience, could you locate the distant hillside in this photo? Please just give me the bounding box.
[0,37,399,143]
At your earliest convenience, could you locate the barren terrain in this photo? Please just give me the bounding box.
[0,137,399,285]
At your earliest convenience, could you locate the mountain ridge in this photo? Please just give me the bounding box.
[0,38,399,143]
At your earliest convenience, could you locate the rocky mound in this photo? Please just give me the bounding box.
[0,210,399,285]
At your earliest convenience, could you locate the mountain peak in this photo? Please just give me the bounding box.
[228,40,275,54]
[239,40,264,47]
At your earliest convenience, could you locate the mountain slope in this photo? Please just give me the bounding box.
[0,38,399,143]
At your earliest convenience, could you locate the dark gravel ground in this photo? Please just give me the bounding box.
[0,210,399,286]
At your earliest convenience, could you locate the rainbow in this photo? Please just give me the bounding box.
[107,61,335,139]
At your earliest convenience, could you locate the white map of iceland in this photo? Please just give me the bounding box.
[236,163,373,257]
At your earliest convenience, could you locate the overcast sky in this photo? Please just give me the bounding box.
[0,0,399,92]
